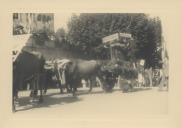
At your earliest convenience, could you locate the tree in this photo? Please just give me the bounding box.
[67,13,163,68]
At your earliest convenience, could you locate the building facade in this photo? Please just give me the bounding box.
[13,13,54,35]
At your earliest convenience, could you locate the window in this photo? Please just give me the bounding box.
[13,13,18,20]
[37,14,42,21]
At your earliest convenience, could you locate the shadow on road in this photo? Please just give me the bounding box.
[77,89,104,96]
[77,87,152,95]
[16,94,82,112]
[129,87,152,92]
[15,87,152,112]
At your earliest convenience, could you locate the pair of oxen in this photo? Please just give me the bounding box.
[43,58,100,94]
[13,50,106,111]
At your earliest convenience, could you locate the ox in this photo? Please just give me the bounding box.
[13,50,45,111]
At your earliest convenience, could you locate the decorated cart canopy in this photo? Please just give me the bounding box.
[100,33,134,60]
[102,33,133,44]
[97,32,138,80]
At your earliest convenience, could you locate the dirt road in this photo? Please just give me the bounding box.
[14,86,168,118]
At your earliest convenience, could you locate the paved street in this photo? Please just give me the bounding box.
[13,86,168,119]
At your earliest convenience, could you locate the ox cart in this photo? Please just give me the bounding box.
[97,33,148,92]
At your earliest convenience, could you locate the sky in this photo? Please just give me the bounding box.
[54,13,79,32]
[54,13,72,31]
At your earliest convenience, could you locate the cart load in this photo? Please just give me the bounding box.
[97,32,138,92]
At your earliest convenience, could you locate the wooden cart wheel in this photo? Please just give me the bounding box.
[122,83,132,93]
[118,77,132,93]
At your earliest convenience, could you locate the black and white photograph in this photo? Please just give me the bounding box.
[1,0,182,127]
[12,13,169,115]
